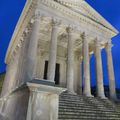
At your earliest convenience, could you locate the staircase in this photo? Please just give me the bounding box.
[115,102,120,112]
[59,92,120,120]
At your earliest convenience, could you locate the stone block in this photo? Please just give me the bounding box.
[0,86,29,120]
[26,79,66,120]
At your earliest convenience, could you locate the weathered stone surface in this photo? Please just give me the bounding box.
[0,0,119,120]
[0,86,29,120]
[59,92,120,120]
[0,114,9,120]
[26,80,66,120]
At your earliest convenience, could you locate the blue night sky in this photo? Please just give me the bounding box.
[0,0,120,88]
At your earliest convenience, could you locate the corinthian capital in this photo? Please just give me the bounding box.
[66,25,75,34]
[105,40,113,52]
[51,18,61,27]
[107,40,113,47]
[81,32,85,40]
[35,10,41,19]
[94,38,101,47]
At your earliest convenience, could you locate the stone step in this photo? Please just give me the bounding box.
[59,104,114,111]
[59,106,118,113]
[59,96,84,100]
[60,97,100,102]
[59,114,120,120]
[59,103,116,112]
[59,109,120,116]
[59,93,120,120]
[59,100,113,107]
[59,101,88,106]
[59,107,119,113]
[59,117,120,120]
[59,112,119,117]
[96,98,116,106]
[83,98,116,110]
[59,103,114,111]
[59,108,120,116]
[59,98,84,102]
[60,95,115,108]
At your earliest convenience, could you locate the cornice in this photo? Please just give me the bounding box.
[55,0,119,35]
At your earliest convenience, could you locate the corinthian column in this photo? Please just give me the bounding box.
[66,27,75,94]
[26,10,41,81]
[105,41,117,100]
[82,33,92,97]
[94,39,105,98]
[47,19,60,82]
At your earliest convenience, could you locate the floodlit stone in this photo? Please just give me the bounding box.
[26,80,66,120]
[0,0,119,120]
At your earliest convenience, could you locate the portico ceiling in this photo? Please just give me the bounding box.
[38,17,101,54]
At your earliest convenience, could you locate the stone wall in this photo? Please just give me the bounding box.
[0,85,30,120]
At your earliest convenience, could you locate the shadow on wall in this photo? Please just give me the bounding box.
[0,72,5,93]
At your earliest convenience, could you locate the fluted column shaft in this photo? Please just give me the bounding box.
[66,27,75,94]
[95,40,105,98]
[47,20,59,82]
[26,11,41,81]
[77,59,82,94]
[82,33,92,97]
[106,41,117,100]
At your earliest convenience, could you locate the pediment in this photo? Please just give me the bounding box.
[55,0,118,34]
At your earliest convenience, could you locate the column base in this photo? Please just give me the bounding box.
[67,90,76,95]
[67,87,76,95]
[0,113,8,120]
[77,87,82,95]
[110,95,118,101]
[0,85,30,120]
[83,93,93,97]
[97,94,107,99]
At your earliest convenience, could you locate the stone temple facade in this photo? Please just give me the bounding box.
[0,0,120,120]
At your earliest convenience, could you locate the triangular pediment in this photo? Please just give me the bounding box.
[55,0,118,34]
